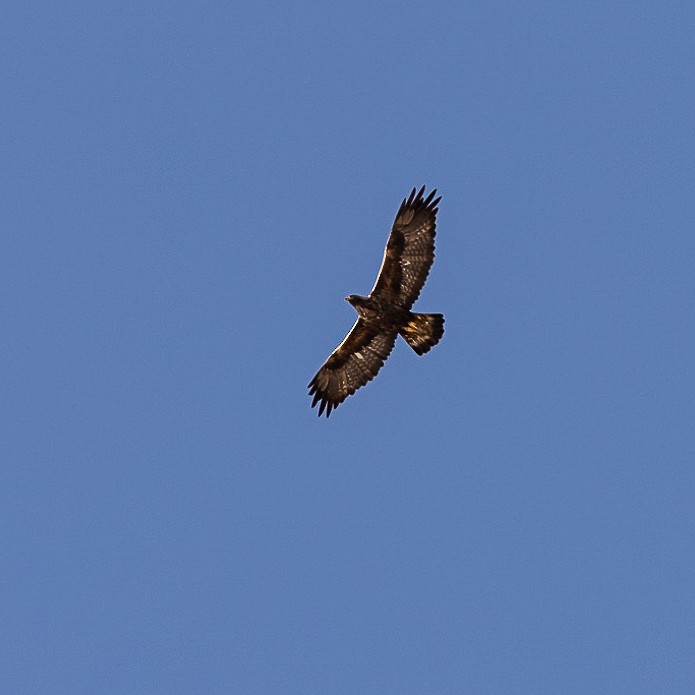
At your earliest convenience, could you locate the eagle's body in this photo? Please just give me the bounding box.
[346,294,410,327]
[308,186,444,417]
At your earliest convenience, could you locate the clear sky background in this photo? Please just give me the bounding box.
[2,2,694,693]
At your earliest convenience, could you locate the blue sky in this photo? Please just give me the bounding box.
[2,1,694,692]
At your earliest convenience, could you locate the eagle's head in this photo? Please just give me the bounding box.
[345,294,367,308]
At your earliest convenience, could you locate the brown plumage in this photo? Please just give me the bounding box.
[308,186,445,417]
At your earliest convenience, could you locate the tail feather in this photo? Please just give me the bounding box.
[400,313,444,355]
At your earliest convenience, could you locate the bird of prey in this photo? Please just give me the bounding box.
[308,185,444,417]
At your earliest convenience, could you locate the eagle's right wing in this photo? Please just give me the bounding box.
[308,319,397,417]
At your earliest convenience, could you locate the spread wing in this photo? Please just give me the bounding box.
[308,319,397,417]
[370,185,441,309]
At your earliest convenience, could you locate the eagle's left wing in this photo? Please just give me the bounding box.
[370,186,441,309]
[308,319,397,417]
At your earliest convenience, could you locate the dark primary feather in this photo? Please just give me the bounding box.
[308,320,397,417]
[371,185,441,309]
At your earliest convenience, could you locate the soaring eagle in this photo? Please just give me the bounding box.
[308,185,445,417]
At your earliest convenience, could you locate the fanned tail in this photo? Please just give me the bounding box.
[399,313,444,355]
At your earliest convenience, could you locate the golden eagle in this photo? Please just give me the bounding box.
[308,186,445,417]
